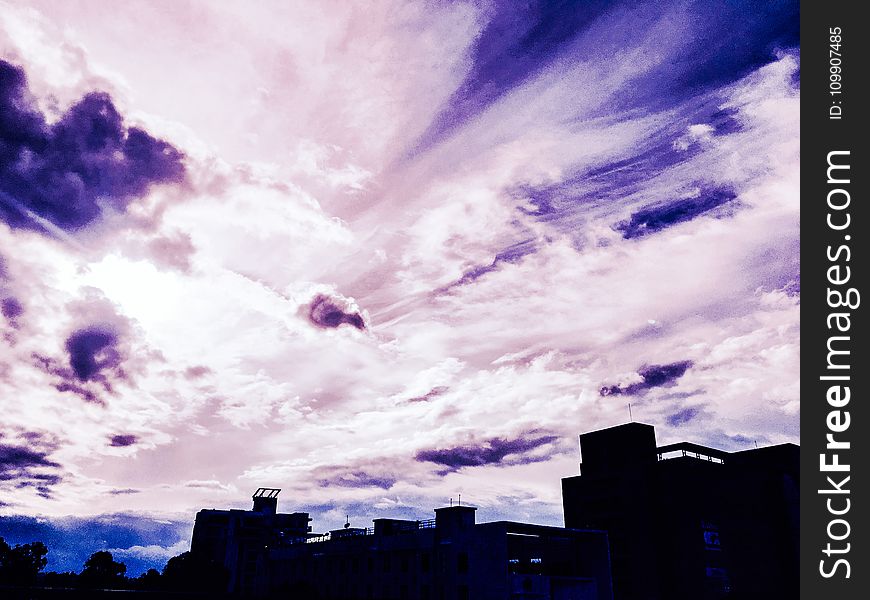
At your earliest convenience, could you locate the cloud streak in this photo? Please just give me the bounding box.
[415,432,561,473]
[601,361,694,396]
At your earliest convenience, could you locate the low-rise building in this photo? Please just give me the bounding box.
[191,491,613,599]
[269,505,613,600]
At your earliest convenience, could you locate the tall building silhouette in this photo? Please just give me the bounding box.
[561,423,799,600]
[191,488,312,595]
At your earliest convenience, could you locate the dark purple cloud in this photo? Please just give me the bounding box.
[65,327,122,381]
[666,406,703,426]
[0,443,63,499]
[308,294,365,330]
[108,434,138,448]
[415,432,559,472]
[615,189,736,239]
[0,59,185,233]
[51,380,101,404]
[1,296,22,320]
[600,360,694,396]
[31,324,127,404]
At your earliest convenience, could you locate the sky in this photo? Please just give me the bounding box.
[0,0,798,575]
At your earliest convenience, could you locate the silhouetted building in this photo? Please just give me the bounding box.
[191,488,312,596]
[269,505,613,600]
[561,423,799,600]
[193,492,613,599]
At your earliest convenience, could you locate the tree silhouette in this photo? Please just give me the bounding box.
[0,537,48,585]
[136,567,162,590]
[163,551,229,593]
[79,550,127,588]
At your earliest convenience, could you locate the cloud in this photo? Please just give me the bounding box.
[316,467,398,491]
[1,295,22,325]
[65,327,122,382]
[107,539,189,564]
[416,0,615,148]
[30,322,129,405]
[307,293,365,330]
[416,0,797,150]
[615,188,738,239]
[0,59,185,234]
[0,441,63,499]
[415,432,561,473]
[108,434,137,447]
[666,406,703,427]
[183,365,212,380]
[601,360,694,396]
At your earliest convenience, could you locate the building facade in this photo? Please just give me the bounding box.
[269,505,613,600]
[561,423,799,600]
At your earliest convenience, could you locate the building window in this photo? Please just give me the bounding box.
[702,521,722,551]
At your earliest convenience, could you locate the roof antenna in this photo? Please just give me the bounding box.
[449,497,453,507]
[458,494,461,506]
[344,515,350,529]
[754,440,758,449]
[628,403,633,422]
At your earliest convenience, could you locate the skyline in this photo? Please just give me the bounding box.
[0,0,799,575]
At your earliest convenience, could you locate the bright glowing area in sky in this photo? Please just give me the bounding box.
[84,256,181,331]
